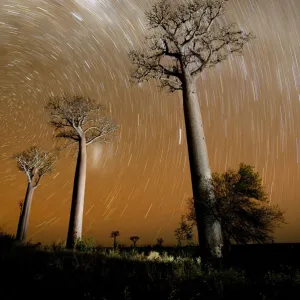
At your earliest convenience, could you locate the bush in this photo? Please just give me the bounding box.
[75,237,95,252]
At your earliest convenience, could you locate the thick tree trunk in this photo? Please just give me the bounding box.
[16,182,35,242]
[66,136,87,249]
[181,73,223,261]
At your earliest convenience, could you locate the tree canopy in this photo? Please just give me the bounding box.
[186,163,285,245]
[174,216,194,246]
[12,146,57,187]
[130,0,253,92]
[45,94,117,146]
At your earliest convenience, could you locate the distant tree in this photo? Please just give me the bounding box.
[12,146,57,242]
[130,236,140,248]
[18,200,23,217]
[129,0,253,260]
[174,216,194,246]
[46,94,118,249]
[156,237,164,247]
[110,231,120,250]
[186,163,286,254]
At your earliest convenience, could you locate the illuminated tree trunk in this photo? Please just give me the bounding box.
[66,136,87,249]
[181,71,223,260]
[16,183,35,242]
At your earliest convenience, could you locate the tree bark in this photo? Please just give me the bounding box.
[66,135,87,249]
[16,182,35,242]
[181,71,223,261]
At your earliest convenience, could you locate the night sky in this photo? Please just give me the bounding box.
[1,0,300,246]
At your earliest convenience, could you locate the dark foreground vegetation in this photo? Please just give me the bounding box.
[1,232,300,300]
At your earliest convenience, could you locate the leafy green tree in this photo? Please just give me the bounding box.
[186,163,285,253]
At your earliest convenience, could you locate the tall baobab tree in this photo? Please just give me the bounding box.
[13,146,57,242]
[110,230,120,250]
[130,236,140,248]
[45,94,118,249]
[129,0,253,260]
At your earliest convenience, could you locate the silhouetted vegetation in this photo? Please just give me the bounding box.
[174,216,194,246]
[130,236,140,248]
[110,231,120,250]
[1,232,300,300]
[156,238,164,247]
[185,163,285,254]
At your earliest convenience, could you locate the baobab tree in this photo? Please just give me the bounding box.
[156,237,164,247]
[129,0,253,260]
[130,236,140,248]
[45,94,118,249]
[13,146,57,242]
[110,230,120,250]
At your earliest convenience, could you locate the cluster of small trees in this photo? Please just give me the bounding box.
[10,0,284,261]
[110,231,141,249]
[110,231,167,249]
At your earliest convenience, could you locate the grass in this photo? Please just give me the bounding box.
[1,232,300,300]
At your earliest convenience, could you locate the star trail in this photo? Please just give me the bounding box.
[1,0,300,246]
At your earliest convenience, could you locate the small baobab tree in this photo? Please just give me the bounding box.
[129,0,253,260]
[130,236,140,248]
[45,94,118,249]
[110,230,120,250]
[13,146,57,242]
[156,237,164,247]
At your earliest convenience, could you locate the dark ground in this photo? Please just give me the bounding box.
[1,234,300,300]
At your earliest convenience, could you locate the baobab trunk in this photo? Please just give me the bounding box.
[16,182,35,242]
[66,135,87,249]
[181,73,223,261]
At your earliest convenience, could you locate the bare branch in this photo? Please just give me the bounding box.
[129,0,253,88]
[12,146,58,187]
[85,118,119,146]
[45,94,117,147]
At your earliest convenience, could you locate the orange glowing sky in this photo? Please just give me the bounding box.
[1,0,300,246]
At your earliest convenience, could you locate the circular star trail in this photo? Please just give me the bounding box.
[1,0,300,245]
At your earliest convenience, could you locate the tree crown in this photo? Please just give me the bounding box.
[45,94,118,146]
[186,163,285,244]
[130,0,253,92]
[12,146,57,187]
[110,231,120,238]
[130,236,140,242]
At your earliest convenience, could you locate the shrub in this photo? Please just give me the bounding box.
[75,237,95,252]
